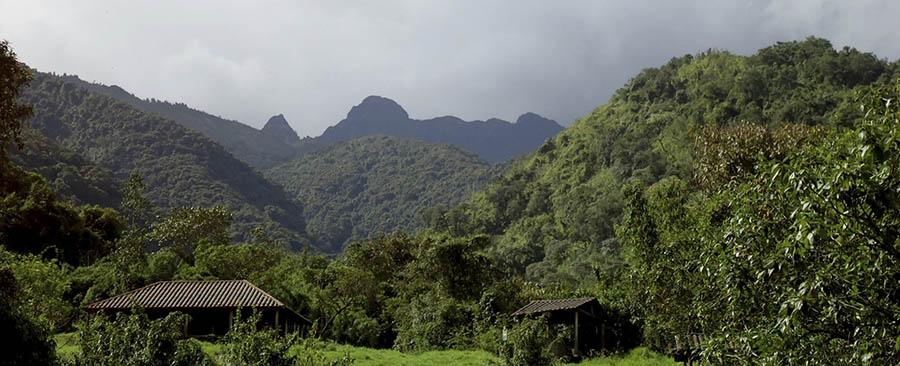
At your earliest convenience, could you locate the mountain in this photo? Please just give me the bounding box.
[19,71,314,250]
[311,96,564,163]
[429,37,899,285]
[261,114,300,144]
[266,135,501,251]
[58,75,300,170]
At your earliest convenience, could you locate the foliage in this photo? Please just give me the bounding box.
[0,39,33,159]
[221,310,299,366]
[430,37,897,288]
[0,267,57,366]
[151,205,232,263]
[1,248,73,332]
[0,144,122,266]
[71,311,211,366]
[497,317,554,366]
[619,82,900,364]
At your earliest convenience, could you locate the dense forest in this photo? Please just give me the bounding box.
[17,71,313,250]
[63,76,301,170]
[4,36,900,365]
[267,135,502,251]
[426,38,899,286]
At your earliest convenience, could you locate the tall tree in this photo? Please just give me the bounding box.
[0,40,33,160]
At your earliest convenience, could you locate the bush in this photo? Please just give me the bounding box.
[71,311,211,366]
[0,268,57,366]
[497,317,554,366]
[220,310,299,366]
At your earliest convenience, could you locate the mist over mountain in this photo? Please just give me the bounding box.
[315,96,564,163]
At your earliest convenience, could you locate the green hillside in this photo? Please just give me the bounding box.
[62,76,300,170]
[267,135,501,251]
[19,71,313,249]
[430,37,899,284]
[10,128,121,208]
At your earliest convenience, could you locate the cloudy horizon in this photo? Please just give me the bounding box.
[1,0,898,137]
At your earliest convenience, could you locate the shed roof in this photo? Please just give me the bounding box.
[511,297,597,317]
[85,280,285,310]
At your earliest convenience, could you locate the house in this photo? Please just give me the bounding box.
[85,280,310,337]
[512,297,607,356]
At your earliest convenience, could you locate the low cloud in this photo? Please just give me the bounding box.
[0,0,897,136]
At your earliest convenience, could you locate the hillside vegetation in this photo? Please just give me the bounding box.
[63,76,300,169]
[19,71,313,249]
[268,135,500,251]
[428,37,899,285]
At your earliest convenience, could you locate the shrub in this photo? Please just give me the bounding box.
[220,310,299,366]
[497,317,554,366]
[72,311,211,366]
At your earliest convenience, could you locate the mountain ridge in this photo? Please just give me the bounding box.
[314,95,564,163]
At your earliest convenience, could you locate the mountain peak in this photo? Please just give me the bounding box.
[516,112,561,128]
[347,96,409,122]
[261,114,299,143]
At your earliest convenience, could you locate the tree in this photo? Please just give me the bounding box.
[620,81,900,364]
[0,40,33,160]
[0,267,56,366]
[151,205,232,264]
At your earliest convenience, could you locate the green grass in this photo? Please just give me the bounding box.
[56,332,676,366]
[308,342,497,366]
[53,332,80,361]
[572,347,678,366]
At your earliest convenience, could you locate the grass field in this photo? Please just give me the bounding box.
[55,332,677,366]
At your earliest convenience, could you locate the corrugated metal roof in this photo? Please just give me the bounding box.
[85,280,285,310]
[511,297,597,316]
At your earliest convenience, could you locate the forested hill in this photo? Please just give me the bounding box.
[267,135,501,252]
[60,75,300,170]
[426,38,899,284]
[10,128,122,208]
[312,96,564,163]
[19,71,314,250]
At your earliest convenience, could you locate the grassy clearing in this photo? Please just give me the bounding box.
[572,347,678,366]
[56,332,676,366]
[299,342,677,366]
[308,342,497,366]
[53,332,79,361]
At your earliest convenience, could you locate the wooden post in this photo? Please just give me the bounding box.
[275,310,280,333]
[601,323,606,351]
[574,311,580,355]
[183,315,189,337]
[229,310,234,331]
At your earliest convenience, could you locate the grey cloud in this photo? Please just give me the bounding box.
[0,0,897,137]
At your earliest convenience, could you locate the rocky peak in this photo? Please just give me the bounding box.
[261,114,299,143]
[516,112,562,128]
[346,96,409,123]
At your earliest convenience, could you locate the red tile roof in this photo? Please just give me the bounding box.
[85,280,285,309]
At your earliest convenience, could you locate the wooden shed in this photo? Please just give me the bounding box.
[85,280,310,337]
[512,297,607,356]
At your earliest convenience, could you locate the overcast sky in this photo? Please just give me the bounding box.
[1,1,898,137]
